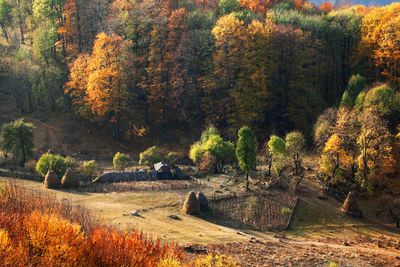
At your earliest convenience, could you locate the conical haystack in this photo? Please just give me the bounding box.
[44,170,59,189]
[341,191,362,218]
[196,192,209,212]
[61,168,78,188]
[182,191,200,215]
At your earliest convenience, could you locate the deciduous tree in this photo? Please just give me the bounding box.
[236,126,256,190]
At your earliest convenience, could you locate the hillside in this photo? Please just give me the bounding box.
[2,0,400,265]
[2,169,399,266]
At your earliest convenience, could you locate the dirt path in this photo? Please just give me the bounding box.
[186,236,400,266]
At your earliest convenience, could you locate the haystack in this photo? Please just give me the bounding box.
[182,191,200,215]
[44,170,59,189]
[61,168,78,188]
[196,192,209,212]
[341,191,362,218]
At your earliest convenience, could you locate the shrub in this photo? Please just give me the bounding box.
[281,207,291,216]
[166,152,179,165]
[24,210,86,266]
[139,146,162,167]
[83,160,98,178]
[189,141,204,165]
[0,182,184,266]
[65,156,79,171]
[113,152,130,172]
[245,196,258,222]
[189,253,238,266]
[157,257,181,267]
[85,228,183,266]
[0,228,27,265]
[36,153,67,178]
[199,151,217,173]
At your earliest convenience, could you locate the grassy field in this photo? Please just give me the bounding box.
[1,171,399,247]
[0,177,270,245]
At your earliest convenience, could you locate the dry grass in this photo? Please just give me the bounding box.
[0,178,260,245]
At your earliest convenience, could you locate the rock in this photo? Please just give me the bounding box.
[214,190,222,194]
[182,191,200,215]
[131,210,138,216]
[341,191,363,218]
[44,170,59,189]
[343,242,350,246]
[222,178,230,185]
[317,191,328,200]
[196,192,209,212]
[168,214,180,220]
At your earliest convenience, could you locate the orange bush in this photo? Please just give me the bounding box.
[0,181,184,266]
[85,228,183,267]
[24,211,86,266]
[0,228,28,265]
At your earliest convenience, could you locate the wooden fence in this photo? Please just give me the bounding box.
[210,190,298,231]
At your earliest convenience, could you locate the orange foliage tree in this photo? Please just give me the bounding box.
[64,54,90,116]
[319,1,334,13]
[57,0,81,63]
[358,3,400,85]
[65,32,129,139]
[239,0,280,14]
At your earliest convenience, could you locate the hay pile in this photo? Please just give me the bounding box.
[61,168,78,188]
[341,191,362,218]
[44,170,59,189]
[196,192,209,212]
[182,191,200,215]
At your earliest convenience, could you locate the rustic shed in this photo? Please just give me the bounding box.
[154,161,172,180]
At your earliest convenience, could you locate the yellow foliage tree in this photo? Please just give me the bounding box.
[320,134,353,183]
[65,32,129,138]
[356,111,394,188]
[358,3,400,84]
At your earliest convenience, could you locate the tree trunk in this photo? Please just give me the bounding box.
[246,173,249,190]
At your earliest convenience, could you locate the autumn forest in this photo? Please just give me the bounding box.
[0,0,395,139]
